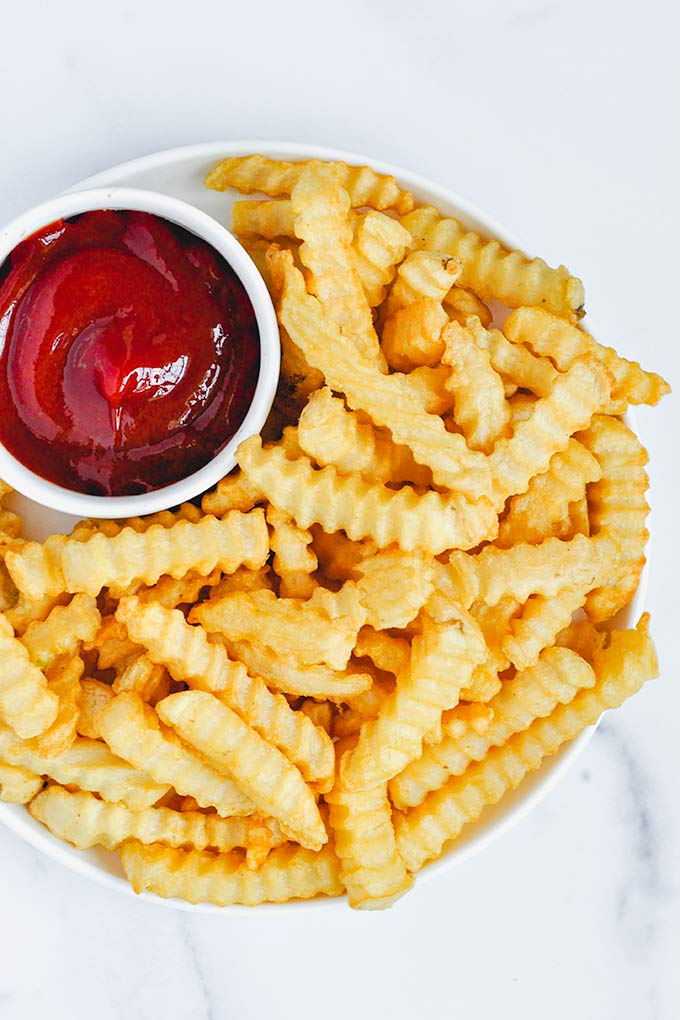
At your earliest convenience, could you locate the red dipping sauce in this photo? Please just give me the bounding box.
[0,210,260,496]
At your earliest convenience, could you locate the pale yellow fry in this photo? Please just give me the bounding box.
[237,439,497,555]
[345,612,486,790]
[381,297,449,371]
[488,353,611,507]
[121,840,343,907]
[233,202,411,308]
[354,627,411,677]
[6,511,268,600]
[193,588,361,671]
[556,618,608,663]
[157,691,326,850]
[117,597,333,787]
[298,388,433,488]
[401,207,585,321]
[502,586,589,671]
[0,759,43,803]
[21,594,100,671]
[266,505,317,599]
[578,415,650,621]
[356,549,434,630]
[504,306,670,411]
[272,250,492,499]
[98,693,255,816]
[292,165,384,370]
[226,640,371,701]
[395,616,657,871]
[496,438,601,547]
[0,720,167,809]
[403,365,455,415]
[444,287,492,327]
[0,614,58,739]
[77,679,115,739]
[5,533,70,600]
[390,646,594,809]
[471,318,558,397]
[352,210,412,307]
[442,320,511,454]
[25,655,83,758]
[30,786,286,857]
[232,198,295,238]
[447,534,602,608]
[201,471,262,517]
[385,250,462,316]
[205,153,414,214]
[327,746,413,909]
[0,482,21,539]
[112,655,169,704]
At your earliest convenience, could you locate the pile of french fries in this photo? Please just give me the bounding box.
[0,155,669,909]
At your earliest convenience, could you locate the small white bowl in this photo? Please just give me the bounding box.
[0,187,280,518]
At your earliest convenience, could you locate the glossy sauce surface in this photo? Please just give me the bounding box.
[0,210,260,496]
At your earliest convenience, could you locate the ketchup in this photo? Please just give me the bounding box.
[0,210,260,496]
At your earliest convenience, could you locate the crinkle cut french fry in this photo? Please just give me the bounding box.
[390,646,594,809]
[441,320,511,454]
[121,840,343,907]
[401,208,585,321]
[226,640,372,701]
[205,153,414,215]
[117,597,334,787]
[496,438,601,548]
[0,719,168,810]
[193,588,362,671]
[502,586,589,671]
[157,691,326,850]
[298,388,432,488]
[26,654,84,758]
[77,679,115,739]
[30,786,286,857]
[237,438,497,555]
[385,250,461,317]
[0,759,43,803]
[381,297,449,372]
[504,307,670,411]
[272,249,492,500]
[232,198,295,238]
[112,655,169,704]
[292,166,385,370]
[444,287,492,327]
[201,471,262,517]
[447,534,602,609]
[6,511,268,600]
[21,594,100,671]
[209,566,274,598]
[0,482,21,539]
[327,746,413,909]
[0,614,59,739]
[352,210,411,307]
[355,549,434,630]
[266,505,317,599]
[97,693,255,817]
[577,415,650,621]
[344,612,486,790]
[488,353,611,507]
[354,628,411,677]
[470,318,558,398]
[403,365,455,415]
[394,616,658,871]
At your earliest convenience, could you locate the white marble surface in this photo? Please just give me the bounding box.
[0,1,678,1017]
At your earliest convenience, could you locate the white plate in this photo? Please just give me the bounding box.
[0,141,647,913]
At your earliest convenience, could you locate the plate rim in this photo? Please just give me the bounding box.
[0,138,647,915]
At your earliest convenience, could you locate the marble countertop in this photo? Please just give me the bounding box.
[0,1,678,1017]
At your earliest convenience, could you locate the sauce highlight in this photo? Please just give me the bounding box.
[0,210,260,496]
